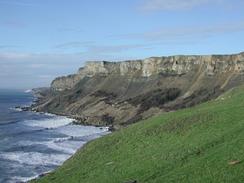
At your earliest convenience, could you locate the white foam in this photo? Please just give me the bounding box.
[15,129,108,155]
[53,136,73,143]
[15,138,83,155]
[1,113,110,183]
[25,89,32,93]
[43,113,56,117]
[10,107,22,112]
[47,140,85,154]
[55,125,108,137]
[23,116,74,129]
[11,175,39,183]
[0,151,70,166]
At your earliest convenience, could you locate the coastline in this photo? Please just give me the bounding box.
[26,125,111,183]
[12,91,111,183]
[27,137,101,183]
[26,88,116,130]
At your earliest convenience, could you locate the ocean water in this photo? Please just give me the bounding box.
[0,89,109,183]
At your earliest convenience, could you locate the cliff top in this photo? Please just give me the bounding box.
[83,51,244,66]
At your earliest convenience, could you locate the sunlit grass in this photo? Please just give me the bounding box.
[33,86,244,183]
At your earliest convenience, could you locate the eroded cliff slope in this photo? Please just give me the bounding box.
[33,52,244,127]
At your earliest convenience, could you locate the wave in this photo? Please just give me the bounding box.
[0,119,22,126]
[0,110,109,183]
[55,125,109,137]
[12,128,109,155]
[11,175,39,183]
[24,89,32,93]
[0,151,70,166]
[9,107,23,112]
[23,116,74,129]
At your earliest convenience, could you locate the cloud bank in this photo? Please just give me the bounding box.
[140,0,222,11]
[0,52,83,89]
[116,21,244,42]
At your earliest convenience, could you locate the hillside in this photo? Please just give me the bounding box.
[32,52,244,127]
[33,85,244,183]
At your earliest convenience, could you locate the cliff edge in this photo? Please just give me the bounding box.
[32,52,244,127]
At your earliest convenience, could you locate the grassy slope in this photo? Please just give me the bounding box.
[33,86,244,183]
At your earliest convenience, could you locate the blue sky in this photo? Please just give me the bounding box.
[0,0,244,89]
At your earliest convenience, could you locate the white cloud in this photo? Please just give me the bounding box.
[38,75,54,79]
[0,52,81,63]
[0,52,84,89]
[53,41,148,55]
[0,52,31,59]
[116,21,244,42]
[54,41,94,49]
[0,45,19,49]
[0,50,138,89]
[140,0,222,11]
[83,44,148,54]
[28,64,46,68]
[57,27,83,33]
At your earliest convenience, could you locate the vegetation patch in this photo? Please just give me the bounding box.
[128,88,181,113]
[161,112,217,134]
[33,85,244,183]
[170,87,221,110]
[121,115,143,126]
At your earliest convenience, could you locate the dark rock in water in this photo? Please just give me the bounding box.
[32,52,244,126]
[20,106,30,111]
[15,106,30,112]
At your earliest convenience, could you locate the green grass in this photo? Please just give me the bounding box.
[33,86,244,183]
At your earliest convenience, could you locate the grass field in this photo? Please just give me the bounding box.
[33,86,244,183]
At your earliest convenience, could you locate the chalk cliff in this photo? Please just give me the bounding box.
[33,52,244,127]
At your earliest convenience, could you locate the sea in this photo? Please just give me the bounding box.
[0,89,109,183]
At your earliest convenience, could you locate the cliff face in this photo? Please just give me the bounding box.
[51,54,244,91]
[34,52,244,127]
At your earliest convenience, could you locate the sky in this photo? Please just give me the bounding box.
[0,0,244,89]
